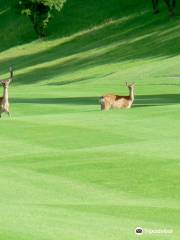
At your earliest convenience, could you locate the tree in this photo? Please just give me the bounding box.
[152,0,176,16]
[14,0,67,37]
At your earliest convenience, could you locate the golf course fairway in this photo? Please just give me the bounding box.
[0,0,180,239]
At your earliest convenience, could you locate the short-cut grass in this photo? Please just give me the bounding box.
[0,0,180,239]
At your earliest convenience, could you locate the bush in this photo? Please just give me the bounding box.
[14,0,66,37]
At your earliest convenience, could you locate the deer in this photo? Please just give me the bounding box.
[0,67,13,118]
[100,82,135,111]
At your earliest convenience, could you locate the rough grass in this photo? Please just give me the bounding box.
[0,0,180,239]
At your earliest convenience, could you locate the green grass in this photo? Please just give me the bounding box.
[0,0,180,239]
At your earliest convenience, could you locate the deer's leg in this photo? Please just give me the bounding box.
[100,100,110,111]
[104,102,111,111]
[7,112,11,117]
[101,102,106,110]
[101,104,104,110]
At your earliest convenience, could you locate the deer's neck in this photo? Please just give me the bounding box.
[129,88,134,101]
[3,87,9,101]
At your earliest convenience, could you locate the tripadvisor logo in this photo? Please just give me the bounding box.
[135,227,144,235]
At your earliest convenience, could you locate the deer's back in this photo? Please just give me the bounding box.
[103,95,132,108]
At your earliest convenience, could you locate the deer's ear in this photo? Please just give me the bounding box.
[0,81,3,85]
[8,79,12,84]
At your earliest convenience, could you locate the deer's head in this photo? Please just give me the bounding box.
[126,82,135,90]
[0,67,13,89]
[0,79,11,89]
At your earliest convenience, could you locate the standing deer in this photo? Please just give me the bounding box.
[0,67,13,118]
[100,82,135,111]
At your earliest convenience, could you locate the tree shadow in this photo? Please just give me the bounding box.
[0,0,179,55]
[48,0,149,37]
[0,1,36,52]
[47,76,91,86]
[46,73,110,86]
[11,94,180,108]
[11,96,98,105]
[0,0,148,53]
[0,0,179,88]
[0,5,179,85]
[134,94,180,107]
[0,13,143,71]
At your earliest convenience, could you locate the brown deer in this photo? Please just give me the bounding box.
[100,82,135,111]
[0,67,13,118]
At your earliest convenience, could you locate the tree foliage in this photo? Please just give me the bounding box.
[14,0,66,37]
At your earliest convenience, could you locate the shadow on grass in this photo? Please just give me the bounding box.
[47,77,91,86]
[11,94,180,107]
[48,0,149,37]
[46,73,112,86]
[134,94,180,107]
[0,0,152,53]
[0,1,36,52]
[11,96,98,105]
[47,73,114,86]
[0,6,179,85]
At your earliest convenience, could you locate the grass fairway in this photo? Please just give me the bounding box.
[0,0,180,239]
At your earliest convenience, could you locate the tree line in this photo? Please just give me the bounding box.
[13,0,177,38]
[14,0,66,37]
[152,0,176,15]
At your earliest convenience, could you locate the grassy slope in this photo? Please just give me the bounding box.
[0,0,180,239]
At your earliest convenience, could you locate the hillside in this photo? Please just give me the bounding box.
[0,0,180,240]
